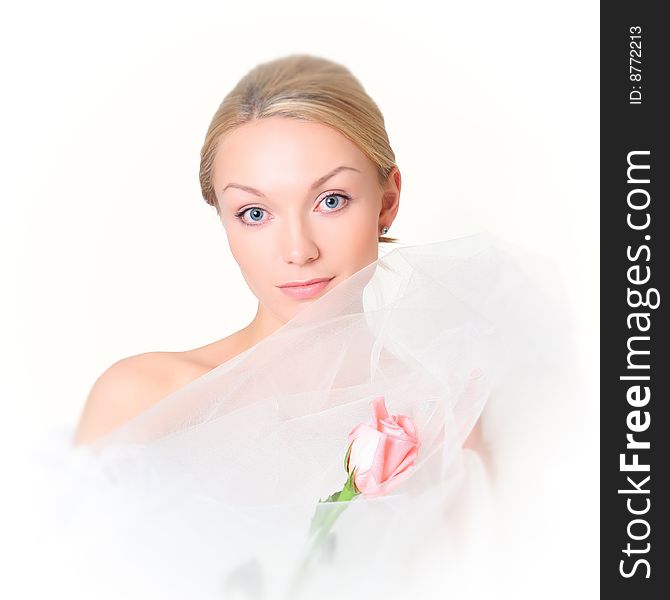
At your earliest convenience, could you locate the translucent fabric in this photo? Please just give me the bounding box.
[3,232,588,600]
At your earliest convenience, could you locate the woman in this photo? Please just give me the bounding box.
[73,54,404,448]
[9,55,581,600]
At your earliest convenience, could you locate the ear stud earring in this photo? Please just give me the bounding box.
[380,226,389,235]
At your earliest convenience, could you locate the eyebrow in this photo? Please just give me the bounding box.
[221,165,361,197]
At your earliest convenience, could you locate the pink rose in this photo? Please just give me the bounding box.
[295,396,421,588]
[346,395,420,498]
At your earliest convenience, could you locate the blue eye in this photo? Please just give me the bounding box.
[235,207,267,226]
[322,194,340,208]
[246,208,265,222]
[321,194,350,212]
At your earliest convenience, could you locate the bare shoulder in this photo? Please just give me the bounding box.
[72,351,206,447]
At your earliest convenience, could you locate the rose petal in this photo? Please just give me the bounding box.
[353,469,379,496]
[370,396,390,423]
[381,436,418,481]
[348,426,383,475]
[386,446,420,481]
[368,435,389,488]
[378,418,407,438]
[394,415,418,441]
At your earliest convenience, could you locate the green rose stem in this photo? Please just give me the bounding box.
[285,442,361,597]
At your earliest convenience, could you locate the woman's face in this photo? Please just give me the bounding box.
[213,116,399,324]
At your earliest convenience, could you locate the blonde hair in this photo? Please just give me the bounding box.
[199,54,399,244]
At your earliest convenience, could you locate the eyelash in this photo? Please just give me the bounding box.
[233,192,352,227]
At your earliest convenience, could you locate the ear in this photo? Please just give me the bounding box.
[379,166,401,229]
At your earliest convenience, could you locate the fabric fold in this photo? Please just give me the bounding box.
[2,231,584,600]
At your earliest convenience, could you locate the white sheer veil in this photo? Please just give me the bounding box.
[4,231,589,600]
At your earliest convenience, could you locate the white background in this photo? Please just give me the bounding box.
[2,1,598,591]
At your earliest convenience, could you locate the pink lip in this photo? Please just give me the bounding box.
[277,276,334,300]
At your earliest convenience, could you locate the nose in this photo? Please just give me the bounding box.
[280,213,320,265]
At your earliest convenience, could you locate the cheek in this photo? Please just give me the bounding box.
[226,231,266,282]
[338,209,379,262]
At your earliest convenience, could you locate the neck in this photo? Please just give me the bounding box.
[240,301,287,348]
